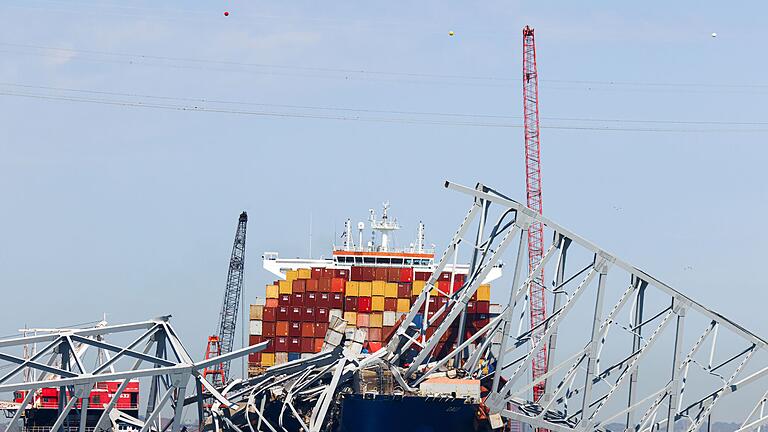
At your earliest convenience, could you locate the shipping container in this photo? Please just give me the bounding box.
[415,271,430,281]
[318,292,331,308]
[369,313,383,328]
[346,281,359,296]
[358,282,372,297]
[311,267,323,279]
[279,280,292,294]
[261,353,275,367]
[477,284,491,302]
[316,307,329,322]
[263,322,276,338]
[291,293,305,307]
[305,292,317,305]
[358,297,372,313]
[266,284,279,299]
[289,322,301,337]
[314,338,324,352]
[371,280,385,296]
[249,335,263,346]
[319,278,331,292]
[412,280,426,296]
[292,279,306,293]
[369,328,382,342]
[306,278,319,292]
[314,322,328,338]
[476,301,490,314]
[387,267,401,282]
[262,307,277,322]
[371,296,385,311]
[356,313,370,328]
[400,267,413,282]
[331,278,346,293]
[290,306,302,321]
[265,298,278,308]
[344,311,357,325]
[276,352,289,365]
[397,299,410,312]
[384,298,397,311]
[274,336,288,351]
[249,320,262,336]
[345,296,358,311]
[303,306,316,321]
[330,309,343,320]
[331,293,344,309]
[383,311,397,327]
[277,306,289,321]
[334,268,349,279]
[279,294,291,305]
[301,337,314,353]
[384,283,398,298]
[351,266,364,280]
[298,268,312,279]
[360,267,374,281]
[286,270,299,281]
[248,352,261,363]
[302,322,315,338]
[374,267,388,281]
[288,337,301,352]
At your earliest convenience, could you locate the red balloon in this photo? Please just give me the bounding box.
[223,11,229,16]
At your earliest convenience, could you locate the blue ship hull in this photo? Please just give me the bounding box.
[338,394,484,432]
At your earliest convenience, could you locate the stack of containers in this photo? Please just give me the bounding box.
[248,265,496,374]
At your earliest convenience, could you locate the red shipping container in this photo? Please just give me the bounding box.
[318,292,331,308]
[467,301,476,314]
[331,293,344,309]
[303,307,316,321]
[360,267,374,282]
[437,297,449,307]
[279,294,291,305]
[351,266,363,280]
[316,307,329,322]
[322,268,334,278]
[265,298,278,308]
[437,280,450,295]
[415,271,430,281]
[291,293,305,306]
[289,322,302,337]
[277,306,289,321]
[301,337,314,353]
[345,296,358,311]
[275,336,288,352]
[397,283,411,298]
[319,278,332,292]
[369,327,382,342]
[314,322,328,338]
[314,338,324,352]
[248,352,261,363]
[387,267,400,282]
[476,301,490,314]
[306,279,319,292]
[454,274,466,284]
[305,292,317,305]
[301,322,314,337]
[426,327,436,340]
[400,268,413,282]
[374,267,388,281]
[263,338,275,353]
[384,298,397,311]
[292,279,305,293]
[331,278,346,293]
[288,337,301,352]
[439,272,451,281]
[311,267,323,279]
[249,335,263,345]
[263,307,277,322]
[366,341,382,352]
[453,279,464,293]
[262,322,276,337]
[276,323,289,337]
[334,268,349,279]
[290,306,302,321]
[358,296,372,313]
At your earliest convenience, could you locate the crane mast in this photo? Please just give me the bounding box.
[523,25,548,403]
[203,211,248,386]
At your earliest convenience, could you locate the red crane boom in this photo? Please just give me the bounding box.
[523,25,548,403]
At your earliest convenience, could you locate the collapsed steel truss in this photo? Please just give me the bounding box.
[2,181,766,432]
[0,316,265,432]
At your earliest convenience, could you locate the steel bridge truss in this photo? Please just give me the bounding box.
[384,181,768,432]
[0,316,266,432]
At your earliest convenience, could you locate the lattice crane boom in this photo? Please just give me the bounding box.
[203,211,248,386]
[523,25,548,402]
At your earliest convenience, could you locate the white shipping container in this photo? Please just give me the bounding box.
[325,330,344,347]
[249,320,262,336]
[419,377,481,400]
[383,311,397,327]
[329,309,343,319]
[253,297,266,306]
[489,304,502,315]
[274,352,288,365]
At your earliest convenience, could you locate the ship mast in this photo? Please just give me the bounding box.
[369,202,400,252]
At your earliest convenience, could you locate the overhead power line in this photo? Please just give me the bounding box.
[2,85,767,133]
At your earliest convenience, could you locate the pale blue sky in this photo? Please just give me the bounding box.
[1,0,766,409]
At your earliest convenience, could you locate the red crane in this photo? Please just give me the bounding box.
[522,25,548,403]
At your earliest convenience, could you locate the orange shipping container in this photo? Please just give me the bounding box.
[279,280,292,294]
[372,281,386,296]
[298,268,311,279]
[276,321,289,337]
[384,283,398,298]
[359,282,372,297]
[331,278,346,293]
[302,322,315,337]
[477,284,491,301]
[412,280,426,296]
[266,285,279,298]
[261,353,275,367]
[397,299,410,312]
[265,298,278,308]
[346,281,359,296]
[357,313,370,328]
[371,296,385,311]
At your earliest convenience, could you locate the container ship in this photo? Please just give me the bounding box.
[246,203,502,372]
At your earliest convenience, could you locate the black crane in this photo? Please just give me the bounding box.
[203,211,247,386]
